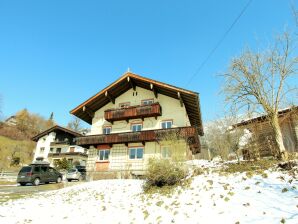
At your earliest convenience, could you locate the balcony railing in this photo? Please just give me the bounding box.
[50,140,69,146]
[75,126,200,153]
[104,103,162,122]
[48,152,88,157]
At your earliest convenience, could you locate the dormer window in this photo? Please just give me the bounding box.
[141,99,154,105]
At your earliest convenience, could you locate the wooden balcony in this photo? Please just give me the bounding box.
[48,152,88,157]
[75,126,200,153]
[50,141,69,146]
[104,103,162,122]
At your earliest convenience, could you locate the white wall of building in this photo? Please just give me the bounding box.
[33,132,56,162]
[87,86,193,172]
[33,132,86,162]
[90,87,191,135]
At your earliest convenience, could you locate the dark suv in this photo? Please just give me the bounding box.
[17,163,63,186]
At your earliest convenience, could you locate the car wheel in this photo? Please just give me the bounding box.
[67,179,72,182]
[56,177,62,183]
[33,178,40,186]
[45,182,49,184]
[20,183,26,186]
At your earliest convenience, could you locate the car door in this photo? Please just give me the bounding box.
[48,167,57,182]
[40,166,49,183]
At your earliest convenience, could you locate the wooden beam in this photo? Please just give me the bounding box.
[127,76,136,91]
[177,92,184,107]
[150,83,158,98]
[105,91,115,104]
[82,106,95,118]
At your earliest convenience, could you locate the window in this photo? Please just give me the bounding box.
[141,99,154,105]
[69,147,75,152]
[131,123,142,132]
[56,148,61,153]
[161,146,171,158]
[40,147,45,153]
[98,150,110,161]
[129,148,144,159]
[33,166,41,173]
[161,120,173,129]
[119,102,130,108]
[50,148,53,153]
[103,126,111,134]
[40,166,48,173]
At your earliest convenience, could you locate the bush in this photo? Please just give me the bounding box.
[54,158,72,170]
[10,157,20,166]
[143,158,187,191]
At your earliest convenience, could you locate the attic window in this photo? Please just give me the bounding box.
[142,99,154,105]
[119,102,130,108]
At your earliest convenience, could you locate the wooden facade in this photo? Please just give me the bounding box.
[235,107,298,159]
[75,126,200,153]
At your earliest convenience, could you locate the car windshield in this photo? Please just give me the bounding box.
[68,169,77,173]
[19,166,31,173]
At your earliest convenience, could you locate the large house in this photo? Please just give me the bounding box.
[71,72,204,173]
[32,125,87,167]
[234,106,298,158]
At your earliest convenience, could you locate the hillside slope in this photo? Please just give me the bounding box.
[0,161,297,223]
[0,136,35,171]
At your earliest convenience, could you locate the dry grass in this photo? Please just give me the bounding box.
[0,136,35,171]
[223,159,278,174]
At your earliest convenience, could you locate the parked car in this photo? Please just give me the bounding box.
[17,162,63,186]
[66,167,86,182]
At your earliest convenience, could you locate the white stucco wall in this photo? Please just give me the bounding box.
[87,87,193,172]
[33,132,86,162]
[90,87,191,135]
[33,132,56,162]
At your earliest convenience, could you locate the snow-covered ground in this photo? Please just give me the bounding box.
[0,161,297,224]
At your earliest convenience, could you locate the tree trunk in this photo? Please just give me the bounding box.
[207,148,211,161]
[270,114,288,160]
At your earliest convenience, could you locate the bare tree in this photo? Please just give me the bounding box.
[222,32,298,160]
[291,4,298,27]
[67,116,83,132]
[205,115,243,162]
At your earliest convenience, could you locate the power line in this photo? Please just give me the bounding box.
[186,0,253,87]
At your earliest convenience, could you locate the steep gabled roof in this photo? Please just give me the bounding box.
[31,125,83,142]
[70,72,204,135]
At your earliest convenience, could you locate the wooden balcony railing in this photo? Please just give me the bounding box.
[48,152,88,157]
[50,141,69,146]
[75,126,200,153]
[104,103,162,122]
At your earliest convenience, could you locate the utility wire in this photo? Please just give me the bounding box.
[185,0,253,87]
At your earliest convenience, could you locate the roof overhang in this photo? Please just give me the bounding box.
[70,72,204,135]
[233,106,298,128]
[31,125,83,142]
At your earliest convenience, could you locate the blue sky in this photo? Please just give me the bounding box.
[0,0,297,127]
